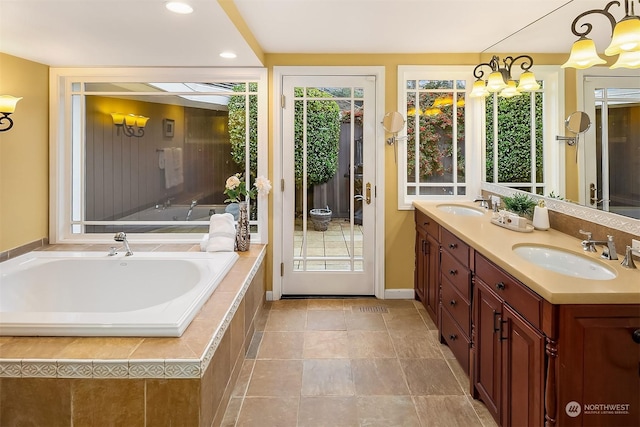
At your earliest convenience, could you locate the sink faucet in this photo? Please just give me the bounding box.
[474,196,489,209]
[579,230,617,260]
[185,199,198,221]
[114,232,133,256]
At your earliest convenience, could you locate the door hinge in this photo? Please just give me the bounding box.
[281,94,285,108]
[280,262,284,276]
[281,179,285,192]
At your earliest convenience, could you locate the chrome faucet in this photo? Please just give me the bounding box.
[114,232,133,256]
[579,230,617,260]
[474,196,489,209]
[185,199,198,221]
[621,245,637,269]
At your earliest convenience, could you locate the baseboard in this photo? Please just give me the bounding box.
[265,291,274,301]
[384,288,415,300]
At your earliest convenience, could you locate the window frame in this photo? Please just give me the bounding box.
[49,67,269,244]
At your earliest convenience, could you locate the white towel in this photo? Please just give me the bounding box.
[172,147,184,187]
[163,148,175,189]
[205,213,236,252]
[163,147,184,189]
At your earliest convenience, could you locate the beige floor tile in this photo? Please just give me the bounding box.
[307,299,346,310]
[345,311,387,331]
[347,330,396,358]
[351,358,410,396]
[306,310,347,331]
[301,359,354,396]
[220,397,243,427]
[445,356,473,395]
[264,310,307,332]
[246,360,303,397]
[303,331,349,358]
[356,395,421,427]
[297,396,359,427]
[231,359,255,397]
[269,299,309,311]
[399,359,464,396]
[257,331,304,359]
[389,330,444,359]
[235,397,299,427]
[413,395,483,427]
[469,396,500,427]
[383,309,430,333]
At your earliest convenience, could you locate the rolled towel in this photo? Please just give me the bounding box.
[199,233,209,252]
[206,213,236,252]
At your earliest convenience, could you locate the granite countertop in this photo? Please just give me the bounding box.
[414,201,640,305]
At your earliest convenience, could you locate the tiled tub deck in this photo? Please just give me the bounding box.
[0,245,266,427]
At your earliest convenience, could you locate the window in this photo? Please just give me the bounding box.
[50,68,268,243]
[398,67,478,209]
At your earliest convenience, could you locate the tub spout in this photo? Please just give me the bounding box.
[186,199,198,221]
[114,232,133,256]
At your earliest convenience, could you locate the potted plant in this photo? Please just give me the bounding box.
[502,193,537,219]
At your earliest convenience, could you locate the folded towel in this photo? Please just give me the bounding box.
[205,213,236,252]
[172,147,184,187]
[163,147,184,189]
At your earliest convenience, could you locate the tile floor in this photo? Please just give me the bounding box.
[221,298,498,427]
[294,219,364,271]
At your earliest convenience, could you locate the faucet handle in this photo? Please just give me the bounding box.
[579,229,592,240]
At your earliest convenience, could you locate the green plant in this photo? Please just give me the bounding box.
[503,193,537,218]
[228,83,259,176]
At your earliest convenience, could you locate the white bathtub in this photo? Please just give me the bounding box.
[0,251,239,337]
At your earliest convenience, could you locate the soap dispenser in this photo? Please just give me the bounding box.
[532,200,550,231]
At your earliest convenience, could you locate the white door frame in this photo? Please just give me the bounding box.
[272,66,386,301]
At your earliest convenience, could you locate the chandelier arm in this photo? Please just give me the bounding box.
[0,113,15,132]
[509,55,535,73]
[473,63,493,79]
[122,125,135,137]
[570,1,619,38]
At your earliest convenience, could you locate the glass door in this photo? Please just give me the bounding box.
[281,75,376,295]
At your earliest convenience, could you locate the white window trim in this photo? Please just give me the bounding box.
[49,67,268,244]
[397,66,482,210]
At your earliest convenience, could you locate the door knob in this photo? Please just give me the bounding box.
[632,329,640,344]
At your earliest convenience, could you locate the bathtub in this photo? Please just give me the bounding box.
[118,204,227,222]
[0,250,239,337]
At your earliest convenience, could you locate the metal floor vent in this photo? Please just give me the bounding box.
[358,306,389,313]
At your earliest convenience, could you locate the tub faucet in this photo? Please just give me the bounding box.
[186,199,198,221]
[474,196,489,209]
[114,232,133,256]
[579,230,617,260]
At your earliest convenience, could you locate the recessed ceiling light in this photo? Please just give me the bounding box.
[220,52,237,59]
[166,2,193,14]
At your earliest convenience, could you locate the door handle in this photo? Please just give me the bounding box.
[354,194,364,201]
[365,182,371,205]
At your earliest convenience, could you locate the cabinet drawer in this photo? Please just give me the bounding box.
[441,228,469,267]
[415,209,439,237]
[475,253,542,329]
[440,308,470,373]
[441,277,471,337]
[441,250,471,300]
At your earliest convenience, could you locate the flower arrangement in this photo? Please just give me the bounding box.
[224,173,271,203]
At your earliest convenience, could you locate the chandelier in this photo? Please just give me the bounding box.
[470,55,540,98]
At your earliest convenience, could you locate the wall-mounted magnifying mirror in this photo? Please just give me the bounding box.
[382,111,405,145]
[556,111,591,162]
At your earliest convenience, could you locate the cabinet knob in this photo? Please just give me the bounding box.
[424,221,430,226]
[495,282,506,291]
[449,300,457,306]
[449,334,457,341]
[449,269,458,276]
[633,329,640,344]
[449,243,457,249]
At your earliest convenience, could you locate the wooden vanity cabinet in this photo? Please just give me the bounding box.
[473,253,545,427]
[414,209,440,324]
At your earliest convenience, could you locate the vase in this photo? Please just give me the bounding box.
[235,201,250,252]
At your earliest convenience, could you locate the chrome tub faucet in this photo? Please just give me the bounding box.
[114,232,133,256]
[186,199,198,221]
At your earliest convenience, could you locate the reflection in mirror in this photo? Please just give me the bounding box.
[382,111,405,134]
[565,111,591,134]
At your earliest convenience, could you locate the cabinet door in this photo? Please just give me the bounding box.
[415,226,427,305]
[425,233,440,324]
[474,280,502,422]
[501,304,545,427]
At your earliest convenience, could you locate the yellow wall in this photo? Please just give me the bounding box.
[0,53,49,253]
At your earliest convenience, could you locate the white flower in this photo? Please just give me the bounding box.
[254,175,272,196]
[225,175,241,190]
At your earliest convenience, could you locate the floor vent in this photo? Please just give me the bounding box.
[358,306,389,313]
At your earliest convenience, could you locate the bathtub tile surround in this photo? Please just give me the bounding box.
[0,237,48,262]
[0,245,266,426]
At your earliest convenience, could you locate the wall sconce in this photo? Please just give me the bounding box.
[470,55,540,99]
[0,95,22,132]
[110,112,149,138]
[562,0,640,69]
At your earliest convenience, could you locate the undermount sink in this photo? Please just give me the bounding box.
[512,244,617,280]
[436,204,485,217]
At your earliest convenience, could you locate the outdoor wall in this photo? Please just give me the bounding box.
[0,53,49,253]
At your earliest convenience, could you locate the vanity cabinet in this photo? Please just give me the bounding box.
[415,209,440,324]
[473,253,545,427]
[439,228,472,374]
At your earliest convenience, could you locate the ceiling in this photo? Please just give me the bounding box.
[0,0,626,67]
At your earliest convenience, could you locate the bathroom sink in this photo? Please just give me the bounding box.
[512,244,617,280]
[436,204,485,217]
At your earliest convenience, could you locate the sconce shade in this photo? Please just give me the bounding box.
[517,71,541,91]
[124,114,137,127]
[562,38,607,69]
[470,79,490,98]
[486,71,508,92]
[499,81,521,98]
[423,107,442,116]
[604,16,640,56]
[431,96,453,108]
[610,49,640,68]
[0,95,22,113]
[135,116,150,127]
[111,112,125,125]
[407,107,420,116]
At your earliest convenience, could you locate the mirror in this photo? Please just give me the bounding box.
[382,111,405,135]
[565,111,590,134]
